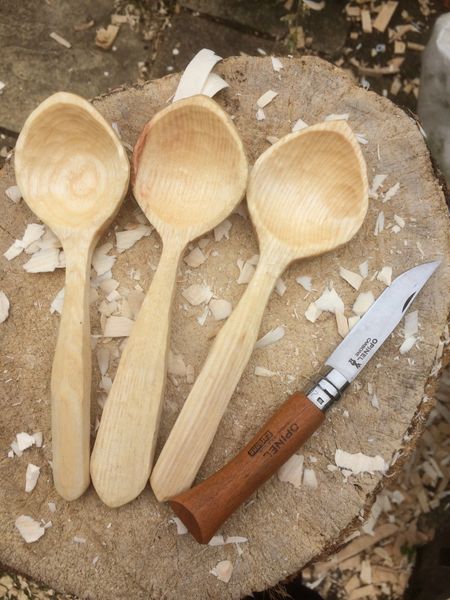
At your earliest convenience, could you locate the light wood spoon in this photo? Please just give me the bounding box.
[151,120,368,501]
[14,92,130,500]
[90,95,248,507]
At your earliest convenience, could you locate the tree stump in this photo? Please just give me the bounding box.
[0,56,449,600]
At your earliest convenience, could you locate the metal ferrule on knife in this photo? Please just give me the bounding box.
[306,366,350,412]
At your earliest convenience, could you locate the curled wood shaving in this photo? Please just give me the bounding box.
[15,515,45,543]
[271,57,283,72]
[0,291,10,323]
[5,185,21,203]
[340,267,363,290]
[182,284,213,306]
[173,49,223,103]
[256,90,278,108]
[210,560,233,583]
[115,225,152,253]
[296,275,313,291]
[184,247,206,268]
[353,291,375,316]
[25,464,40,493]
[278,454,304,488]
[201,72,229,97]
[335,449,388,474]
[92,243,116,276]
[209,298,232,320]
[255,325,285,349]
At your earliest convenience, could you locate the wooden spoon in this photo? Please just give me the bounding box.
[151,120,368,501]
[90,95,248,507]
[14,92,130,500]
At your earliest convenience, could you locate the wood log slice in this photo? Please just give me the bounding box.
[0,56,449,600]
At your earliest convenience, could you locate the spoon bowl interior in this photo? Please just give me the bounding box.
[132,95,248,241]
[15,92,130,237]
[247,120,368,259]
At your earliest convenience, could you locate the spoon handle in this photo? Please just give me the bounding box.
[150,250,286,501]
[51,243,92,501]
[90,241,182,507]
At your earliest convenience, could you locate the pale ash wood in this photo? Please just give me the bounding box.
[14,92,130,500]
[151,121,369,501]
[90,95,248,507]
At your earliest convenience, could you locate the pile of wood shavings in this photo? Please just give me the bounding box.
[301,357,450,599]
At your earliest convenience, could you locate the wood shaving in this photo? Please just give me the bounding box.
[25,464,40,493]
[348,315,360,330]
[184,247,206,268]
[359,261,369,278]
[16,432,36,452]
[201,72,229,97]
[394,214,405,228]
[197,306,209,327]
[275,278,287,296]
[374,212,385,235]
[92,243,116,276]
[369,174,387,199]
[209,298,232,320]
[169,517,188,535]
[173,49,222,103]
[355,133,368,145]
[278,454,304,488]
[15,515,46,543]
[182,284,213,306]
[4,240,23,261]
[210,560,233,583]
[73,536,86,544]
[399,336,416,354]
[292,117,308,132]
[303,468,318,489]
[99,279,119,295]
[255,326,285,349]
[236,259,256,285]
[305,301,322,323]
[225,536,248,544]
[5,185,21,203]
[377,266,392,286]
[373,1,398,32]
[95,25,120,50]
[22,247,60,273]
[353,291,375,316]
[96,346,110,376]
[48,502,56,513]
[325,113,349,121]
[127,290,145,319]
[335,449,388,474]
[256,90,278,108]
[271,57,283,72]
[340,267,363,290]
[32,432,43,447]
[303,0,325,9]
[0,291,10,323]
[336,311,349,338]
[50,288,64,315]
[382,182,400,202]
[49,32,71,48]
[296,275,313,291]
[266,135,279,145]
[103,316,134,337]
[315,287,345,314]
[256,108,266,121]
[254,366,276,377]
[213,219,232,242]
[404,310,418,338]
[361,9,372,33]
[115,225,152,253]
[208,535,225,546]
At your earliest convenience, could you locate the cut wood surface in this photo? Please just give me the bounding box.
[0,56,449,600]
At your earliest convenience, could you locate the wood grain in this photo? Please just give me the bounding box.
[170,392,325,543]
[90,95,248,507]
[151,121,368,502]
[14,92,130,500]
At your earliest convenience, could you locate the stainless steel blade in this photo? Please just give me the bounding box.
[325,261,440,382]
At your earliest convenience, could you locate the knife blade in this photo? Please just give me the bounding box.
[169,261,440,543]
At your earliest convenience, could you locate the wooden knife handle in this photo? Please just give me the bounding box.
[169,391,325,543]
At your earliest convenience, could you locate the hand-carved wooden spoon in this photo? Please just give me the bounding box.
[151,120,368,501]
[14,92,130,500]
[90,95,248,507]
